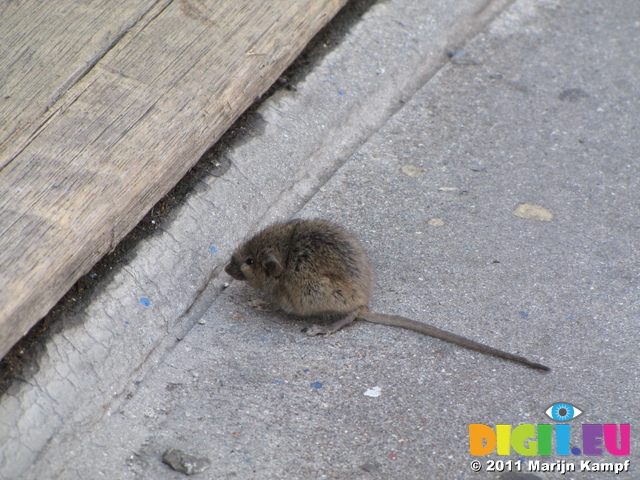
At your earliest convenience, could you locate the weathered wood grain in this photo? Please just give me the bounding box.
[0,0,348,359]
[0,0,167,169]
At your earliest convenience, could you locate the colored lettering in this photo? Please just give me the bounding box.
[583,425,603,455]
[537,424,552,455]
[556,424,571,455]
[469,423,630,456]
[469,424,495,456]
[512,424,536,455]
[496,425,511,455]
[603,424,630,456]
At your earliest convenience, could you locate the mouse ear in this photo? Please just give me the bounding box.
[262,251,283,278]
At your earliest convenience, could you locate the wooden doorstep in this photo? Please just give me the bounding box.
[0,0,348,359]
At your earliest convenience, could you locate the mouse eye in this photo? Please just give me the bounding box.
[246,258,254,265]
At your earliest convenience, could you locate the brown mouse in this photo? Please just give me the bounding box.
[224,219,550,371]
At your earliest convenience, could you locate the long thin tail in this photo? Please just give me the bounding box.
[361,311,550,372]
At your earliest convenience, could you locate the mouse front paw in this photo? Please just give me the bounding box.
[248,299,273,312]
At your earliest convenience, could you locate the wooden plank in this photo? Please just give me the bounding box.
[0,0,348,359]
[0,0,165,169]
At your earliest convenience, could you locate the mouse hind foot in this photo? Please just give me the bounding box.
[302,310,359,336]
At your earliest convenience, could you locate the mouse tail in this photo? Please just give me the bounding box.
[359,310,550,372]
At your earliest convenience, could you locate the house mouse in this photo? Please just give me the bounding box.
[224,219,550,371]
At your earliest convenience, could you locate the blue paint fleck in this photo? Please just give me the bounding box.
[275,380,281,384]
[303,368,310,373]
[125,321,129,325]
[338,91,345,96]
[244,459,251,463]
[261,338,266,342]
[210,245,217,253]
[310,381,323,389]
[519,311,529,319]
[139,297,151,307]
[89,273,97,279]
[571,446,582,455]
[567,316,574,320]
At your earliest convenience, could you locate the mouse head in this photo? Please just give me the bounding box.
[225,224,291,288]
[225,248,283,284]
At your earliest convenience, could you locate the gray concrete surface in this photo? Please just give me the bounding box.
[2,0,639,478]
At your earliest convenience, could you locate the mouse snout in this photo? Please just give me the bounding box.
[225,260,247,281]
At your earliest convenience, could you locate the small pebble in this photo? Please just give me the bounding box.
[162,448,211,475]
[401,164,425,177]
[512,204,553,222]
[361,461,382,473]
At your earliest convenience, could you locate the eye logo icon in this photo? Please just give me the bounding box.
[545,403,583,422]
